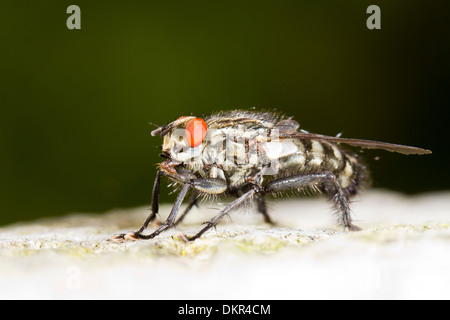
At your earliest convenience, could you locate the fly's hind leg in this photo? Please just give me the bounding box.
[323,179,361,231]
[264,171,360,231]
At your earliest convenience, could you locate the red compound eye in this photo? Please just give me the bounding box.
[185,118,208,148]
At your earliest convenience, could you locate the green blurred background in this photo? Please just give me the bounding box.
[1,1,448,226]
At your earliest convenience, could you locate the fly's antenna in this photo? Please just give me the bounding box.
[148,122,160,128]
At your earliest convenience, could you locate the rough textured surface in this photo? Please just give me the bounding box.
[1,190,450,299]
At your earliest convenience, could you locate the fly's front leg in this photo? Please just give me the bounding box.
[111,170,162,242]
[264,171,360,231]
[130,184,191,240]
[119,177,228,241]
[136,169,163,234]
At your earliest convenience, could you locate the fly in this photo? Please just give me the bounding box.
[112,110,431,241]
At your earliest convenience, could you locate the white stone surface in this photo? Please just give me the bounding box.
[0,190,449,300]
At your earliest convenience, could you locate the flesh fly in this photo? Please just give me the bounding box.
[112,110,431,241]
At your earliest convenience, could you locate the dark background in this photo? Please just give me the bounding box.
[1,1,448,226]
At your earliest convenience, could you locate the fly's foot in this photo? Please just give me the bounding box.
[110,232,140,242]
[174,232,189,242]
[110,233,126,242]
[124,232,140,240]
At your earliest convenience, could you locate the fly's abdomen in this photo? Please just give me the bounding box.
[302,139,369,195]
[335,154,369,195]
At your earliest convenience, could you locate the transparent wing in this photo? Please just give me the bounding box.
[281,132,432,155]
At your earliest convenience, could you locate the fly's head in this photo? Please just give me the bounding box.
[151,116,210,165]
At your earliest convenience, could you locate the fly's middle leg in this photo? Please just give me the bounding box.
[186,188,256,241]
[264,171,360,231]
[256,194,274,225]
[174,190,200,226]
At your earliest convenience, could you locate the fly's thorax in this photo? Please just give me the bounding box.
[162,125,288,175]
